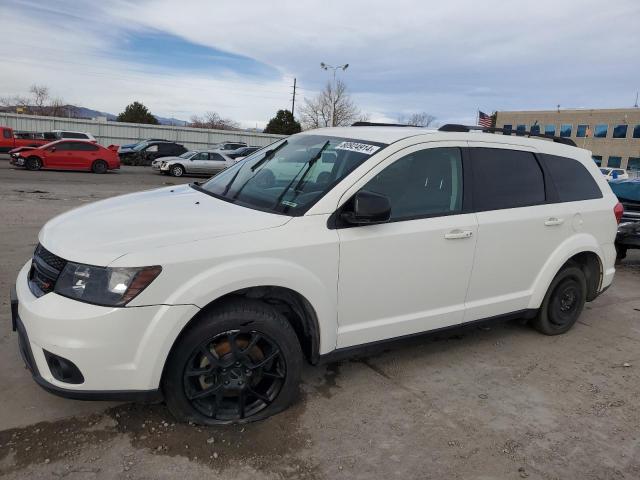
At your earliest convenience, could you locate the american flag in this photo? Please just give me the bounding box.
[477,111,493,128]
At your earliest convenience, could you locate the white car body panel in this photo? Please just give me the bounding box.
[14,127,619,395]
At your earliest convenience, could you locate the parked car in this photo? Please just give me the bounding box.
[158,151,234,176]
[600,167,629,181]
[11,124,620,425]
[609,179,640,260]
[212,141,247,151]
[227,146,260,160]
[10,140,120,173]
[118,141,187,166]
[50,130,96,142]
[0,126,50,153]
[119,138,167,151]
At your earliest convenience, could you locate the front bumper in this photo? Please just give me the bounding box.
[13,261,199,399]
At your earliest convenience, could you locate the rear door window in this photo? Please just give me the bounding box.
[3,129,11,139]
[541,154,602,202]
[470,148,545,211]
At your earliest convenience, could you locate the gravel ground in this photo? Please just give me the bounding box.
[1,159,639,479]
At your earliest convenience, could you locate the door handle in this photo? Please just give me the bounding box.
[544,217,564,226]
[444,229,473,240]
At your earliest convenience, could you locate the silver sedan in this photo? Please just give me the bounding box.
[156,150,235,177]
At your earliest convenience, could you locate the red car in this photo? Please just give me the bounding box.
[10,140,120,173]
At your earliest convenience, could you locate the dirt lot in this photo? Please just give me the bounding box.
[1,159,639,479]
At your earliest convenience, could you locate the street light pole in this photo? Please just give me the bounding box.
[320,62,349,127]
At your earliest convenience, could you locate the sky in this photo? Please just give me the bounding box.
[1,0,639,129]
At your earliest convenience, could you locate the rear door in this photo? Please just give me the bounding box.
[73,142,100,169]
[463,143,569,321]
[206,153,230,174]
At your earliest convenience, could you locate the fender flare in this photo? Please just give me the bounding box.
[528,233,604,309]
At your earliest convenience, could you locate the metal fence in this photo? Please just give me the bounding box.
[0,112,285,150]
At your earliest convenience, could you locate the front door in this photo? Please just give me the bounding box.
[44,142,75,168]
[336,143,478,348]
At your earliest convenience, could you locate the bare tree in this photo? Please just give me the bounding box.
[29,85,50,115]
[1,85,74,117]
[189,112,240,131]
[399,112,437,127]
[300,80,362,129]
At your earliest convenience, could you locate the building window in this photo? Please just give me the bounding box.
[592,155,602,166]
[516,124,526,136]
[545,125,556,136]
[634,125,640,138]
[628,157,640,171]
[576,125,588,137]
[608,156,622,168]
[594,124,608,138]
[560,124,572,137]
[530,125,540,135]
[613,125,628,139]
[503,124,512,135]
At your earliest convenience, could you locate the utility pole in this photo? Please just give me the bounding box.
[634,92,639,108]
[320,62,349,127]
[291,78,297,117]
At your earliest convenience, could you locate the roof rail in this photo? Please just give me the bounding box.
[351,121,413,127]
[438,124,577,147]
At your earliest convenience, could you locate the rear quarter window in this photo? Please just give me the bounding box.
[470,148,546,211]
[542,154,603,202]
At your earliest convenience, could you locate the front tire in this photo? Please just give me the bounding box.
[532,266,587,335]
[25,156,42,171]
[170,164,185,177]
[92,160,108,174]
[163,299,303,425]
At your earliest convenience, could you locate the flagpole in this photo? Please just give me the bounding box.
[476,109,479,126]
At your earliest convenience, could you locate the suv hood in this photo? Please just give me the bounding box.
[39,184,291,265]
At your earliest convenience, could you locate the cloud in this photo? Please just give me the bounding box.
[1,0,639,127]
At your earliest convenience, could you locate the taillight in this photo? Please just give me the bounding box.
[614,202,624,224]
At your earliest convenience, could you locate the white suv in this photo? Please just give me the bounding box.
[11,124,621,424]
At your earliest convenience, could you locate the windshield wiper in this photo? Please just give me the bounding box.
[250,140,288,172]
[274,141,330,209]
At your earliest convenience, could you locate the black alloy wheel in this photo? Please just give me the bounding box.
[26,156,42,171]
[183,330,286,421]
[92,160,108,174]
[163,299,303,425]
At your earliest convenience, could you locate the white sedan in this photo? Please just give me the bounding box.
[155,151,235,177]
[600,168,629,181]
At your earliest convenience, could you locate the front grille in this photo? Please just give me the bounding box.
[28,244,67,297]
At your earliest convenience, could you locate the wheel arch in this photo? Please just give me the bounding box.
[529,234,605,309]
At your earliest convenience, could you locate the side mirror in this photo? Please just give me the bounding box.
[49,146,56,152]
[341,190,391,225]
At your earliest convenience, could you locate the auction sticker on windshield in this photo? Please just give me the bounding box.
[335,141,380,155]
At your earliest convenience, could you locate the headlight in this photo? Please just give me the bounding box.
[54,262,162,307]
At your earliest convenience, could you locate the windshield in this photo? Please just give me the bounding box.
[132,141,148,151]
[193,134,386,216]
[179,151,197,159]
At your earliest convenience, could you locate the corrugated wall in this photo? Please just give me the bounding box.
[0,113,285,149]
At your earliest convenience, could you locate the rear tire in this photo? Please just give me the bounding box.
[92,160,108,174]
[25,156,42,171]
[163,299,303,425]
[170,164,185,177]
[532,266,587,335]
